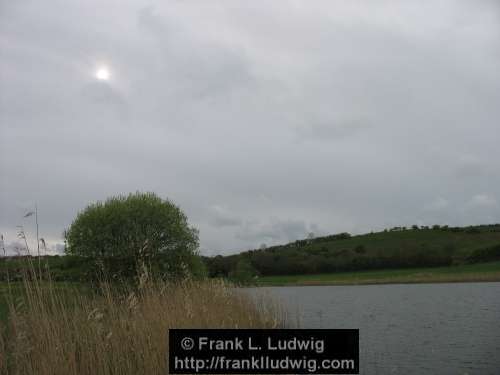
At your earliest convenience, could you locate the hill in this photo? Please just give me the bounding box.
[204,224,500,278]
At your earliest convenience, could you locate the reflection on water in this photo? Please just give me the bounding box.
[246,282,500,374]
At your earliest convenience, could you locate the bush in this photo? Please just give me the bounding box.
[465,244,500,263]
[63,192,201,281]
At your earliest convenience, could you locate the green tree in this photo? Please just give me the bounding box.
[64,192,199,261]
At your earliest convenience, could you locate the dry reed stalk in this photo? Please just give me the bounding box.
[0,276,284,375]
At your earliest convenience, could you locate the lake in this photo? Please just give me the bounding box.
[246,282,500,374]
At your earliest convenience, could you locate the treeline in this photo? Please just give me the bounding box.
[383,224,498,233]
[203,224,500,278]
[0,252,206,283]
[3,224,500,283]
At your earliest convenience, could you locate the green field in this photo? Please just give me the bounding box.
[256,261,500,286]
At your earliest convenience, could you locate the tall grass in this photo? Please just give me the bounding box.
[0,275,285,374]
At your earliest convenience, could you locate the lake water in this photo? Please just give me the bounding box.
[246,282,500,374]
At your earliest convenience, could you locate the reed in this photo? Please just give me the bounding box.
[0,275,284,375]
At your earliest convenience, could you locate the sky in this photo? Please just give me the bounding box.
[1,0,500,256]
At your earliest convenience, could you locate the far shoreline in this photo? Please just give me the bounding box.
[254,277,500,287]
[254,261,500,287]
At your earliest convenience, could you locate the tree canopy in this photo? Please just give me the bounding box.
[64,192,199,260]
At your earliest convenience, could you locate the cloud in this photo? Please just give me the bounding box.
[424,197,449,211]
[467,194,497,209]
[454,155,485,178]
[136,4,254,100]
[235,217,321,246]
[1,0,499,254]
[80,82,128,114]
[0,236,65,257]
[295,118,370,141]
[2,241,29,256]
[208,205,242,227]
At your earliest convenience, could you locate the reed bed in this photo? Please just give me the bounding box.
[0,277,285,375]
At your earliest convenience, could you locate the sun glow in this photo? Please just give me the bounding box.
[95,67,110,81]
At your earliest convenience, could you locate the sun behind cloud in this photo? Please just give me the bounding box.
[95,67,110,81]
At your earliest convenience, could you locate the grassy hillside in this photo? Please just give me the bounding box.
[204,224,500,278]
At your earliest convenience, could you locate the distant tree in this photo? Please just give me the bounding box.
[412,225,419,230]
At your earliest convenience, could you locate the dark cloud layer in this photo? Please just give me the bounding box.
[1,0,499,255]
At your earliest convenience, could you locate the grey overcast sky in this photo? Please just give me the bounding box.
[1,0,499,255]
